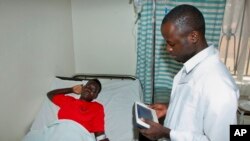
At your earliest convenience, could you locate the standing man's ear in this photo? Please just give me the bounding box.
[188,31,199,44]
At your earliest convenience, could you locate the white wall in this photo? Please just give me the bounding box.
[71,0,137,75]
[0,0,75,141]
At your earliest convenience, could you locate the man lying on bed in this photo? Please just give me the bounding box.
[46,79,109,141]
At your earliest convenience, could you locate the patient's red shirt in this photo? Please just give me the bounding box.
[52,95,104,133]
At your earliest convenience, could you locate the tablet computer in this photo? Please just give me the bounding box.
[134,101,158,129]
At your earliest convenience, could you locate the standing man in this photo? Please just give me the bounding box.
[139,4,239,141]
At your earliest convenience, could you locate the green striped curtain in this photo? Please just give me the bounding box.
[136,0,226,104]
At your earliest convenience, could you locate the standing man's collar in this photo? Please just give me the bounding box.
[183,45,216,74]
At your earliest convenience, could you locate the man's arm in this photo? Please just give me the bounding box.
[47,84,84,101]
[139,119,210,141]
[47,88,73,101]
[139,119,170,140]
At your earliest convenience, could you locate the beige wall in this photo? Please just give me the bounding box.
[71,0,137,75]
[0,0,75,141]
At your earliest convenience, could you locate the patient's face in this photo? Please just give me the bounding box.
[80,81,100,101]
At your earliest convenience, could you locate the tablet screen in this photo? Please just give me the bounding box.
[137,104,153,120]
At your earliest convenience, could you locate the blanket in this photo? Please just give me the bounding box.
[22,119,95,141]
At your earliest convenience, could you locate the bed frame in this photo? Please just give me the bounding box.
[56,74,137,81]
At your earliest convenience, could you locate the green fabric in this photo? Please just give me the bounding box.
[136,0,226,104]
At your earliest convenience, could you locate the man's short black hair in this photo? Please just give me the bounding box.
[162,4,205,35]
[89,79,102,94]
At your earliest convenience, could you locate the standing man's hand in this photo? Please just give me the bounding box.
[139,119,170,140]
[72,84,84,95]
[149,103,168,119]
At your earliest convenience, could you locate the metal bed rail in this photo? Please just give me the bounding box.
[56,74,137,81]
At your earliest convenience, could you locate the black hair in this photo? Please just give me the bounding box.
[89,79,102,94]
[162,4,205,35]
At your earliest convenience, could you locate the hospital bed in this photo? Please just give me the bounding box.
[23,74,143,141]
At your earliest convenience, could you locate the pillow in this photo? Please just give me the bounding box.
[96,79,143,141]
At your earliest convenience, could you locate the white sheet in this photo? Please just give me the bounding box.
[23,120,95,141]
[29,78,143,141]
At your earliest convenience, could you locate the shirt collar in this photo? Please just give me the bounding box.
[183,45,216,74]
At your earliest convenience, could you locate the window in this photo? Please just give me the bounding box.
[219,0,250,78]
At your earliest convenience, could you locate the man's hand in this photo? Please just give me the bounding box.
[149,103,168,119]
[72,84,84,95]
[139,119,170,140]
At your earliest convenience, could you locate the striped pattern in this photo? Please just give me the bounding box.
[136,0,226,104]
